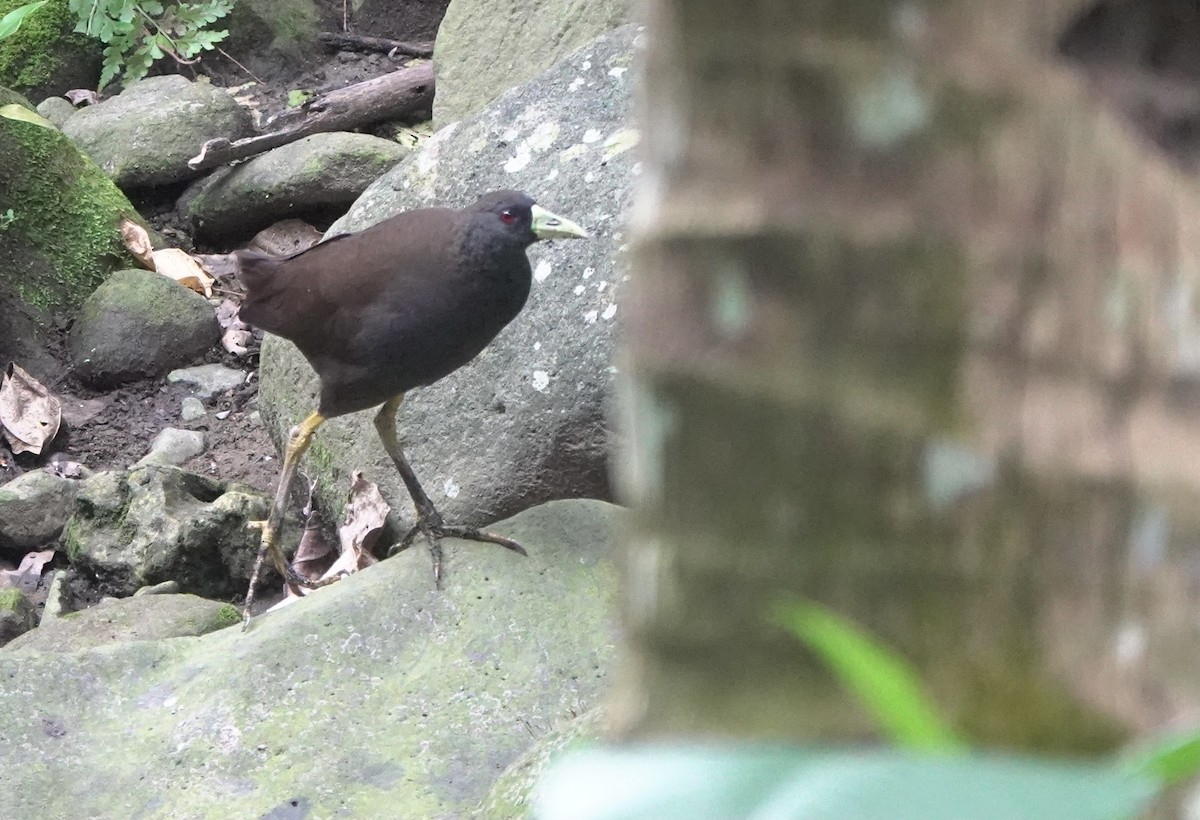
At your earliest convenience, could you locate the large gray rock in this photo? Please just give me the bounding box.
[62,75,254,188]
[64,466,282,599]
[259,26,640,531]
[69,269,220,388]
[0,499,619,818]
[433,0,632,126]
[0,469,80,549]
[183,132,411,242]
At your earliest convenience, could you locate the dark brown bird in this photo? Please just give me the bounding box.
[236,190,588,621]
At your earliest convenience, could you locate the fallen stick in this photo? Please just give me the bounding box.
[188,62,434,172]
[317,31,433,58]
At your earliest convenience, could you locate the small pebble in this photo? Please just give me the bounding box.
[181,397,206,422]
[133,428,205,468]
[214,410,231,420]
[167,364,245,399]
[133,580,180,597]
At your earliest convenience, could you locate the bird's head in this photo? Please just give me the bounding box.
[468,190,589,247]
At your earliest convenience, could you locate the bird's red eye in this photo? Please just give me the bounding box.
[500,209,517,224]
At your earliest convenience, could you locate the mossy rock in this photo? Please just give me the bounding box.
[0,586,36,644]
[3,593,240,653]
[0,84,33,109]
[68,269,220,387]
[0,94,140,373]
[0,0,101,99]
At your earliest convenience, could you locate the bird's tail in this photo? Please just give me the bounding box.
[235,250,284,330]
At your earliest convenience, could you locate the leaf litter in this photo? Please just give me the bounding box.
[0,363,61,455]
[267,471,388,612]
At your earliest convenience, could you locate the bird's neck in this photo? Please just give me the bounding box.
[455,232,533,317]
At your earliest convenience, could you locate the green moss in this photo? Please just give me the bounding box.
[62,516,83,561]
[0,117,139,319]
[0,587,24,611]
[216,604,241,627]
[0,0,96,95]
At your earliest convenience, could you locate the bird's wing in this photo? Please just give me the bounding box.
[237,208,460,359]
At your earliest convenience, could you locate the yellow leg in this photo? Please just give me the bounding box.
[373,394,440,520]
[374,394,526,588]
[242,411,325,626]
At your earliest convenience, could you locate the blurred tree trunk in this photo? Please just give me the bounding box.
[611,0,1200,753]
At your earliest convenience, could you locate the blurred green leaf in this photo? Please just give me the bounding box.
[773,599,963,751]
[0,1,48,42]
[0,104,56,129]
[535,746,1159,820]
[1120,729,1200,788]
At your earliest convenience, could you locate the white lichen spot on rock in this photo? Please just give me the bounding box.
[504,148,532,173]
[531,370,551,391]
[573,285,585,296]
[534,260,552,282]
[582,128,602,144]
[546,168,560,181]
[527,121,560,152]
[582,266,595,279]
[608,67,628,79]
[581,60,592,70]
[559,144,589,162]
[533,341,541,351]
[584,310,598,324]
[584,171,596,183]
[569,77,585,92]
[602,304,617,321]
[502,127,519,141]
[602,128,639,162]
[849,66,930,149]
[443,478,461,499]
[414,122,457,176]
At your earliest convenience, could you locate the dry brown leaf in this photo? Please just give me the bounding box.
[292,524,335,581]
[222,328,254,356]
[0,549,55,592]
[338,471,389,562]
[119,218,155,269]
[64,88,98,106]
[292,476,334,581]
[216,298,254,356]
[47,459,86,479]
[0,364,61,455]
[215,298,242,329]
[247,220,324,256]
[195,253,241,282]
[266,472,387,613]
[153,248,215,297]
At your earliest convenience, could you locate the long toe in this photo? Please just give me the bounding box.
[436,524,527,556]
